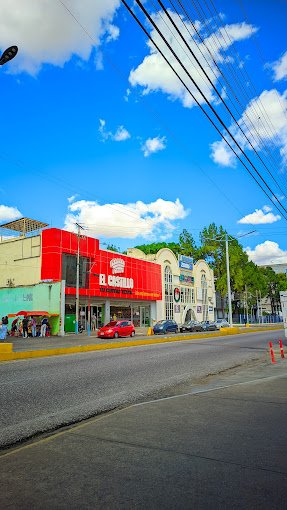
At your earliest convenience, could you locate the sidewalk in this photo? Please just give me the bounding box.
[0,363,286,509]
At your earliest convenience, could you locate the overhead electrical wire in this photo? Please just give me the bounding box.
[166,0,287,195]
[54,0,264,230]
[150,0,287,199]
[195,0,284,149]
[185,0,284,170]
[122,0,287,221]
[148,0,286,184]
[236,0,287,125]
[131,0,287,205]
[184,0,284,181]
[50,0,283,241]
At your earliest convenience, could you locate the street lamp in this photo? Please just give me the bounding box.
[0,46,18,66]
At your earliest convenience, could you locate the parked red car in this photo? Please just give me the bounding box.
[97,320,135,339]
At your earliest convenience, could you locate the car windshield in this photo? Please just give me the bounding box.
[105,322,118,327]
[156,320,166,325]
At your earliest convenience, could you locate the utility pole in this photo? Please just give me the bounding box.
[225,233,233,326]
[245,285,248,323]
[259,289,262,323]
[75,222,84,334]
[256,290,259,323]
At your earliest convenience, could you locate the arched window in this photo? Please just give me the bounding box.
[201,272,208,320]
[164,265,173,320]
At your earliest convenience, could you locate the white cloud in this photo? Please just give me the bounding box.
[129,9,257,109]
[210,140,236,167]
[142,136,166,157]
[0,205,22,222]
[106,23,119,43]
[246,240,287,265]
[210,88,287,169]
[113,126,131,141]
[270,51,287,81]
[238,206,281,224]
[0,0,120,74]
[64,198,188,239]
[67,195,78,203]
[124,88,131,102]
[99,119,131,142]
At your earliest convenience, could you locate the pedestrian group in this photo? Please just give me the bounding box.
[0,315,51,340]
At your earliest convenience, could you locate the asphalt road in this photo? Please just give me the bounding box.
[1,370,286,509]
[0,329,284,448]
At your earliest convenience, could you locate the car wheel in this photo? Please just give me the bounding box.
[130,331,135,337]
[175,328,178,333]
[114,332,119,339]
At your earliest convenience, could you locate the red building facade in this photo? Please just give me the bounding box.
[41,228,162,328]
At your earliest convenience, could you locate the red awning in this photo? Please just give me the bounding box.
[15,311,50,317]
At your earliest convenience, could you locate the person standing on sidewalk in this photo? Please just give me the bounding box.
[31,316,37,337]
[0,320,5,340]
[22,317,29,338]
[91,314,97,331]
[40,316,48,337]
[1,316,8,339]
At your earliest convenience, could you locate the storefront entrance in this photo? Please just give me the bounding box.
[79,304,103,330]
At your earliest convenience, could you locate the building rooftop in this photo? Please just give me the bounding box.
[0,217,48,236]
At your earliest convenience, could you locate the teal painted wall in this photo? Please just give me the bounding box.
[0,283,61,333]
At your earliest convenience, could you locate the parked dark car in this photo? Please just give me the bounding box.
[180,320,204,333]
[153,320,178,334]
[201,321,218,331]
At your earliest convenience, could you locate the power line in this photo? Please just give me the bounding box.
[185,0,284,167]
[123,0,287,220]
[166,0,287,195]
[55,0,261,227]
[198,0,284,147]
[153,0,287,198]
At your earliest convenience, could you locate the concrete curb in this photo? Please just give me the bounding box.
[0,326,283,363]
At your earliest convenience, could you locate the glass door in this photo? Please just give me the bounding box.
[91,305,103,329]
[140,306,150,327]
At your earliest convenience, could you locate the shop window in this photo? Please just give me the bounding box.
[62,253,89,288]
[65,303,75,314]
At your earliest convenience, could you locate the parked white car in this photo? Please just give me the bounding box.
[215,319,230,329]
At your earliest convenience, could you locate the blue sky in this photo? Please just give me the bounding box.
[1,0,287,265]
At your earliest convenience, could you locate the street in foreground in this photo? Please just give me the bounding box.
[0,329,283,448]
[0,359,286,509]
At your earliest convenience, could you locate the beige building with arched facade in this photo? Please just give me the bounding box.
[127,247,216,325]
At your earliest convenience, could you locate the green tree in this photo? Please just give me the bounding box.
[198,223,259,299]
[105,244,120,252]
[260,266,287,313]
[178,229,197,257]
[134,241,181,256]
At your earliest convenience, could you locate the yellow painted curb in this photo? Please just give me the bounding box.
[0,343,13,353]
[220,327,240,335]
[0,326,283,363]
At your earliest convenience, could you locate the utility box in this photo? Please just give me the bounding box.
[65,314,76,333]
